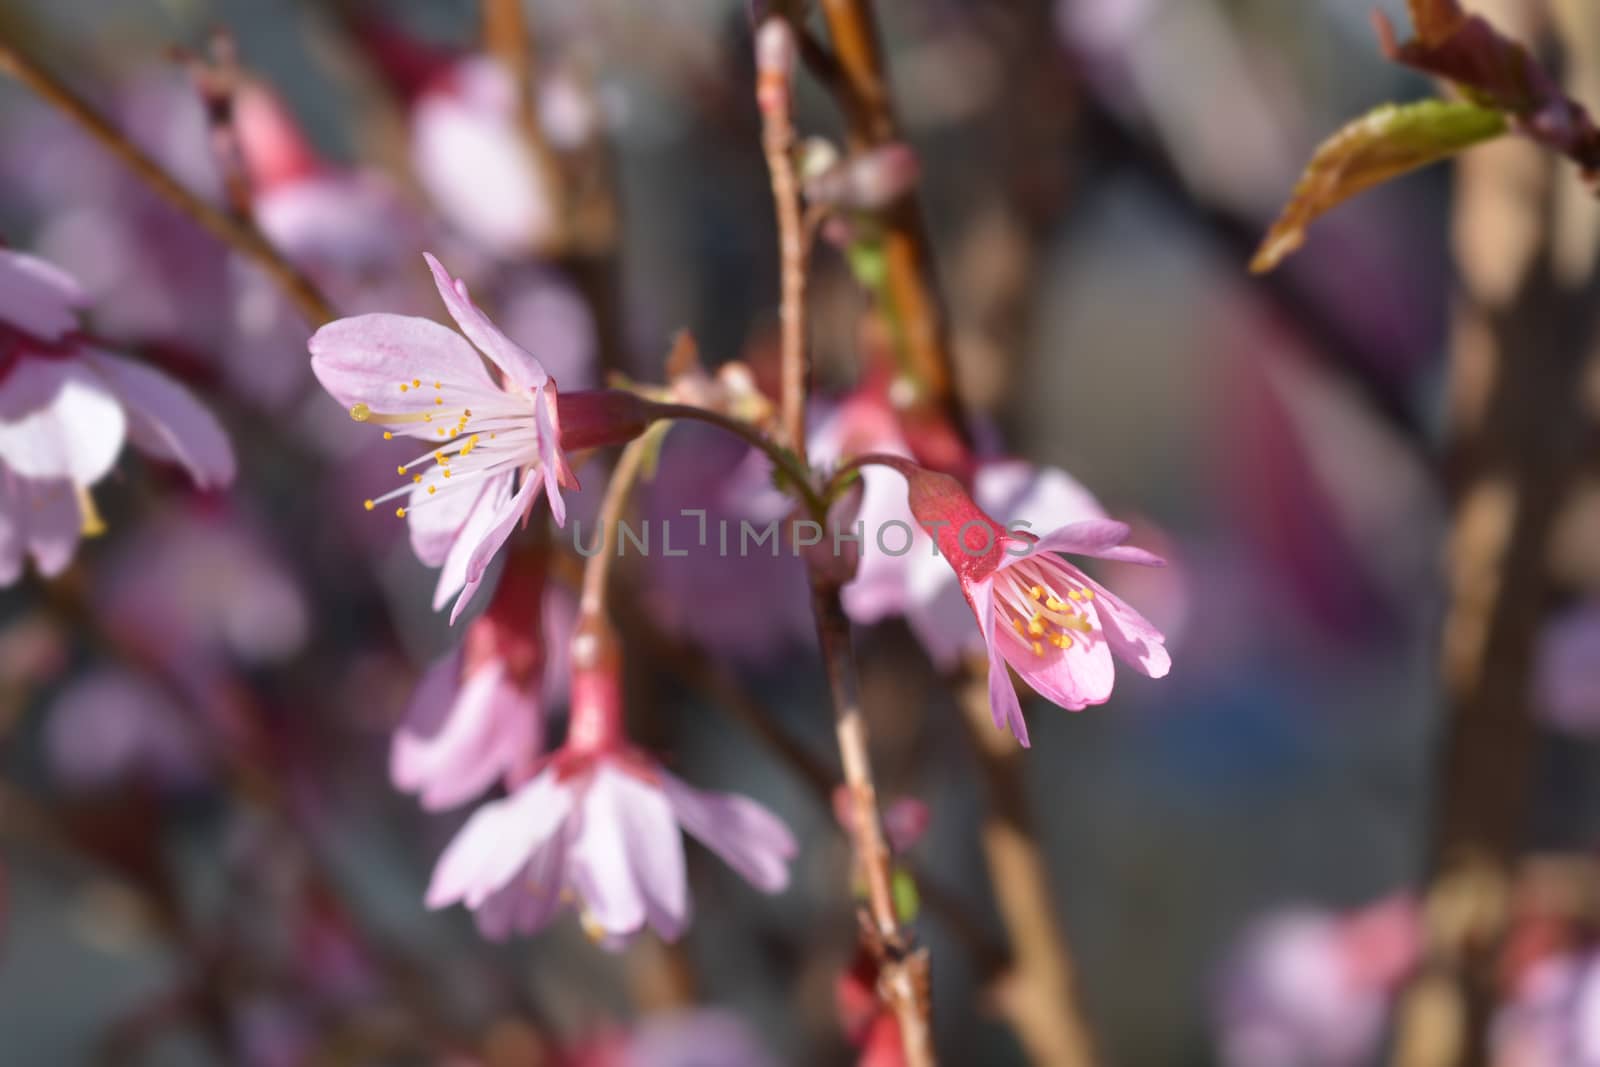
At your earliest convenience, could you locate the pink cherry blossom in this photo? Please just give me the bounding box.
[880,460,1168,746]
[411,57,560,258]
[1216,897,1420,1067]
[309,253,576,621]
[425,620,797,945]
[0,249,235,583]
[810,388,1110,670]
[392,544,565,811]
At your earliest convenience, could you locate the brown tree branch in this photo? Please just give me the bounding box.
[0,42,336,328]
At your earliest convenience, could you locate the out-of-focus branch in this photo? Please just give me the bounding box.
[176,31,252,219]
[812,579,936,1067]
[1391,4,1600,1064]
[812,0,967,446]
[0,42,335,328]
[481,0,568,256]
[757,19,810,453]
[956,667,1099,1067]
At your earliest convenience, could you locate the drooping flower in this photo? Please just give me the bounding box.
[879,460,1169,746]
[425,617,797,945]
[1215,896,1420,1067]
[812,386,1111,670]
[0,248,235,583]
[391,541,569,811]
[310,253,591,620]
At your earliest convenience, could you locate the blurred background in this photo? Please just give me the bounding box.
[2,0,1593,1064]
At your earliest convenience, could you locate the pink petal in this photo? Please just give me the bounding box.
[309,313,497,432]
[85,352,234,489]
[973,579,1030,746]
[411,476,492,569]
[568,770,647,938]
[0,468,82,583]
[0,249,87,341]
[411,70,555,258]
[1001,613,1116,711]
[975,460,1106,529]
[841,465,918,625]
[532,382,570,527]
[1021,518,1166,567]
[604,766,690,941]
[474,826,571,940]
[0,358,125,484]
[661,771,798,893]
[448,473,544,624]
[391,656,527,811]
[432,470,512,614]
[422,253,549,392]
[424,771,572,909]
[1084,577,1171,679]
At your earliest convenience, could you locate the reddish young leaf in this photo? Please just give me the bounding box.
[1252,99,1506,273]
[1375,0,1600,171]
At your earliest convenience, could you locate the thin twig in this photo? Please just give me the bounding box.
[812,0,967,444]
[177,31,252,220]
[757,20,809,453]
[0,42,336,328]
[812,579,936,1067]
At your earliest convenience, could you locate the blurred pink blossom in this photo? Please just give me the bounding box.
[392,544,568,810]
[1216,896,1420,1067]
[44,668,206,791]
[425,620,796,945]
[0,249,234,582]
[1493,950,1600,1067]
[1536,604,1600,737]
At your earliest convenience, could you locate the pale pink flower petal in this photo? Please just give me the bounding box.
[975,460,1106,529]
[451,474,544,623]
[475,828,571,941]
[0,359,125,484]
[1083,576,1173,679]
[422,253,549,392]
[0,248,87,341]
[85,351,235,489]
[425,771,573,909]
[999,606,1117,710]
[391,656,533,811]
[1023,518,1159,563]
[973,579,1030,745]
[309,313,496,425]
[410,476,494,569]
[431,472,516,611]
[661,771,798,893]
[411,59,556,258]
[568,771,648,937]
[0,466,82,583]
[606,766,690,940]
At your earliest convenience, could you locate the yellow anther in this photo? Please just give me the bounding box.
[1054,634,1074,650]
[77,487,107,538]
[422,413,432,421]
[395,507,407,518]
[490,432,498,439]
[398,384,409,393]
[363,499,375,511]
[434,381,442,389]
[464,409,473,418]
[397,465,406,476]
[428,486,437,495]
[435,396,443,406]
[383,431,393,440]
[1067,590,1083,601]
[442,469,452,478]
[436,428,446,437]
[1011,618,1025,636]
[350,403,372,422]
[412,378,421,388]
[1028,615,1046,636]
[435,453,447,464]
[1028,585,1044,600]
[1082,589,1095,600]
[412,474,422,484]
[1046,597,1065,611]
[1032,641,1045,657]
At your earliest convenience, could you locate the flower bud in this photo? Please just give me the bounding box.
[555,389,653,452]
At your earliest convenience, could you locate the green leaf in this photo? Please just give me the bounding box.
[892,867,921,924]
[1252,99,1506,273]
